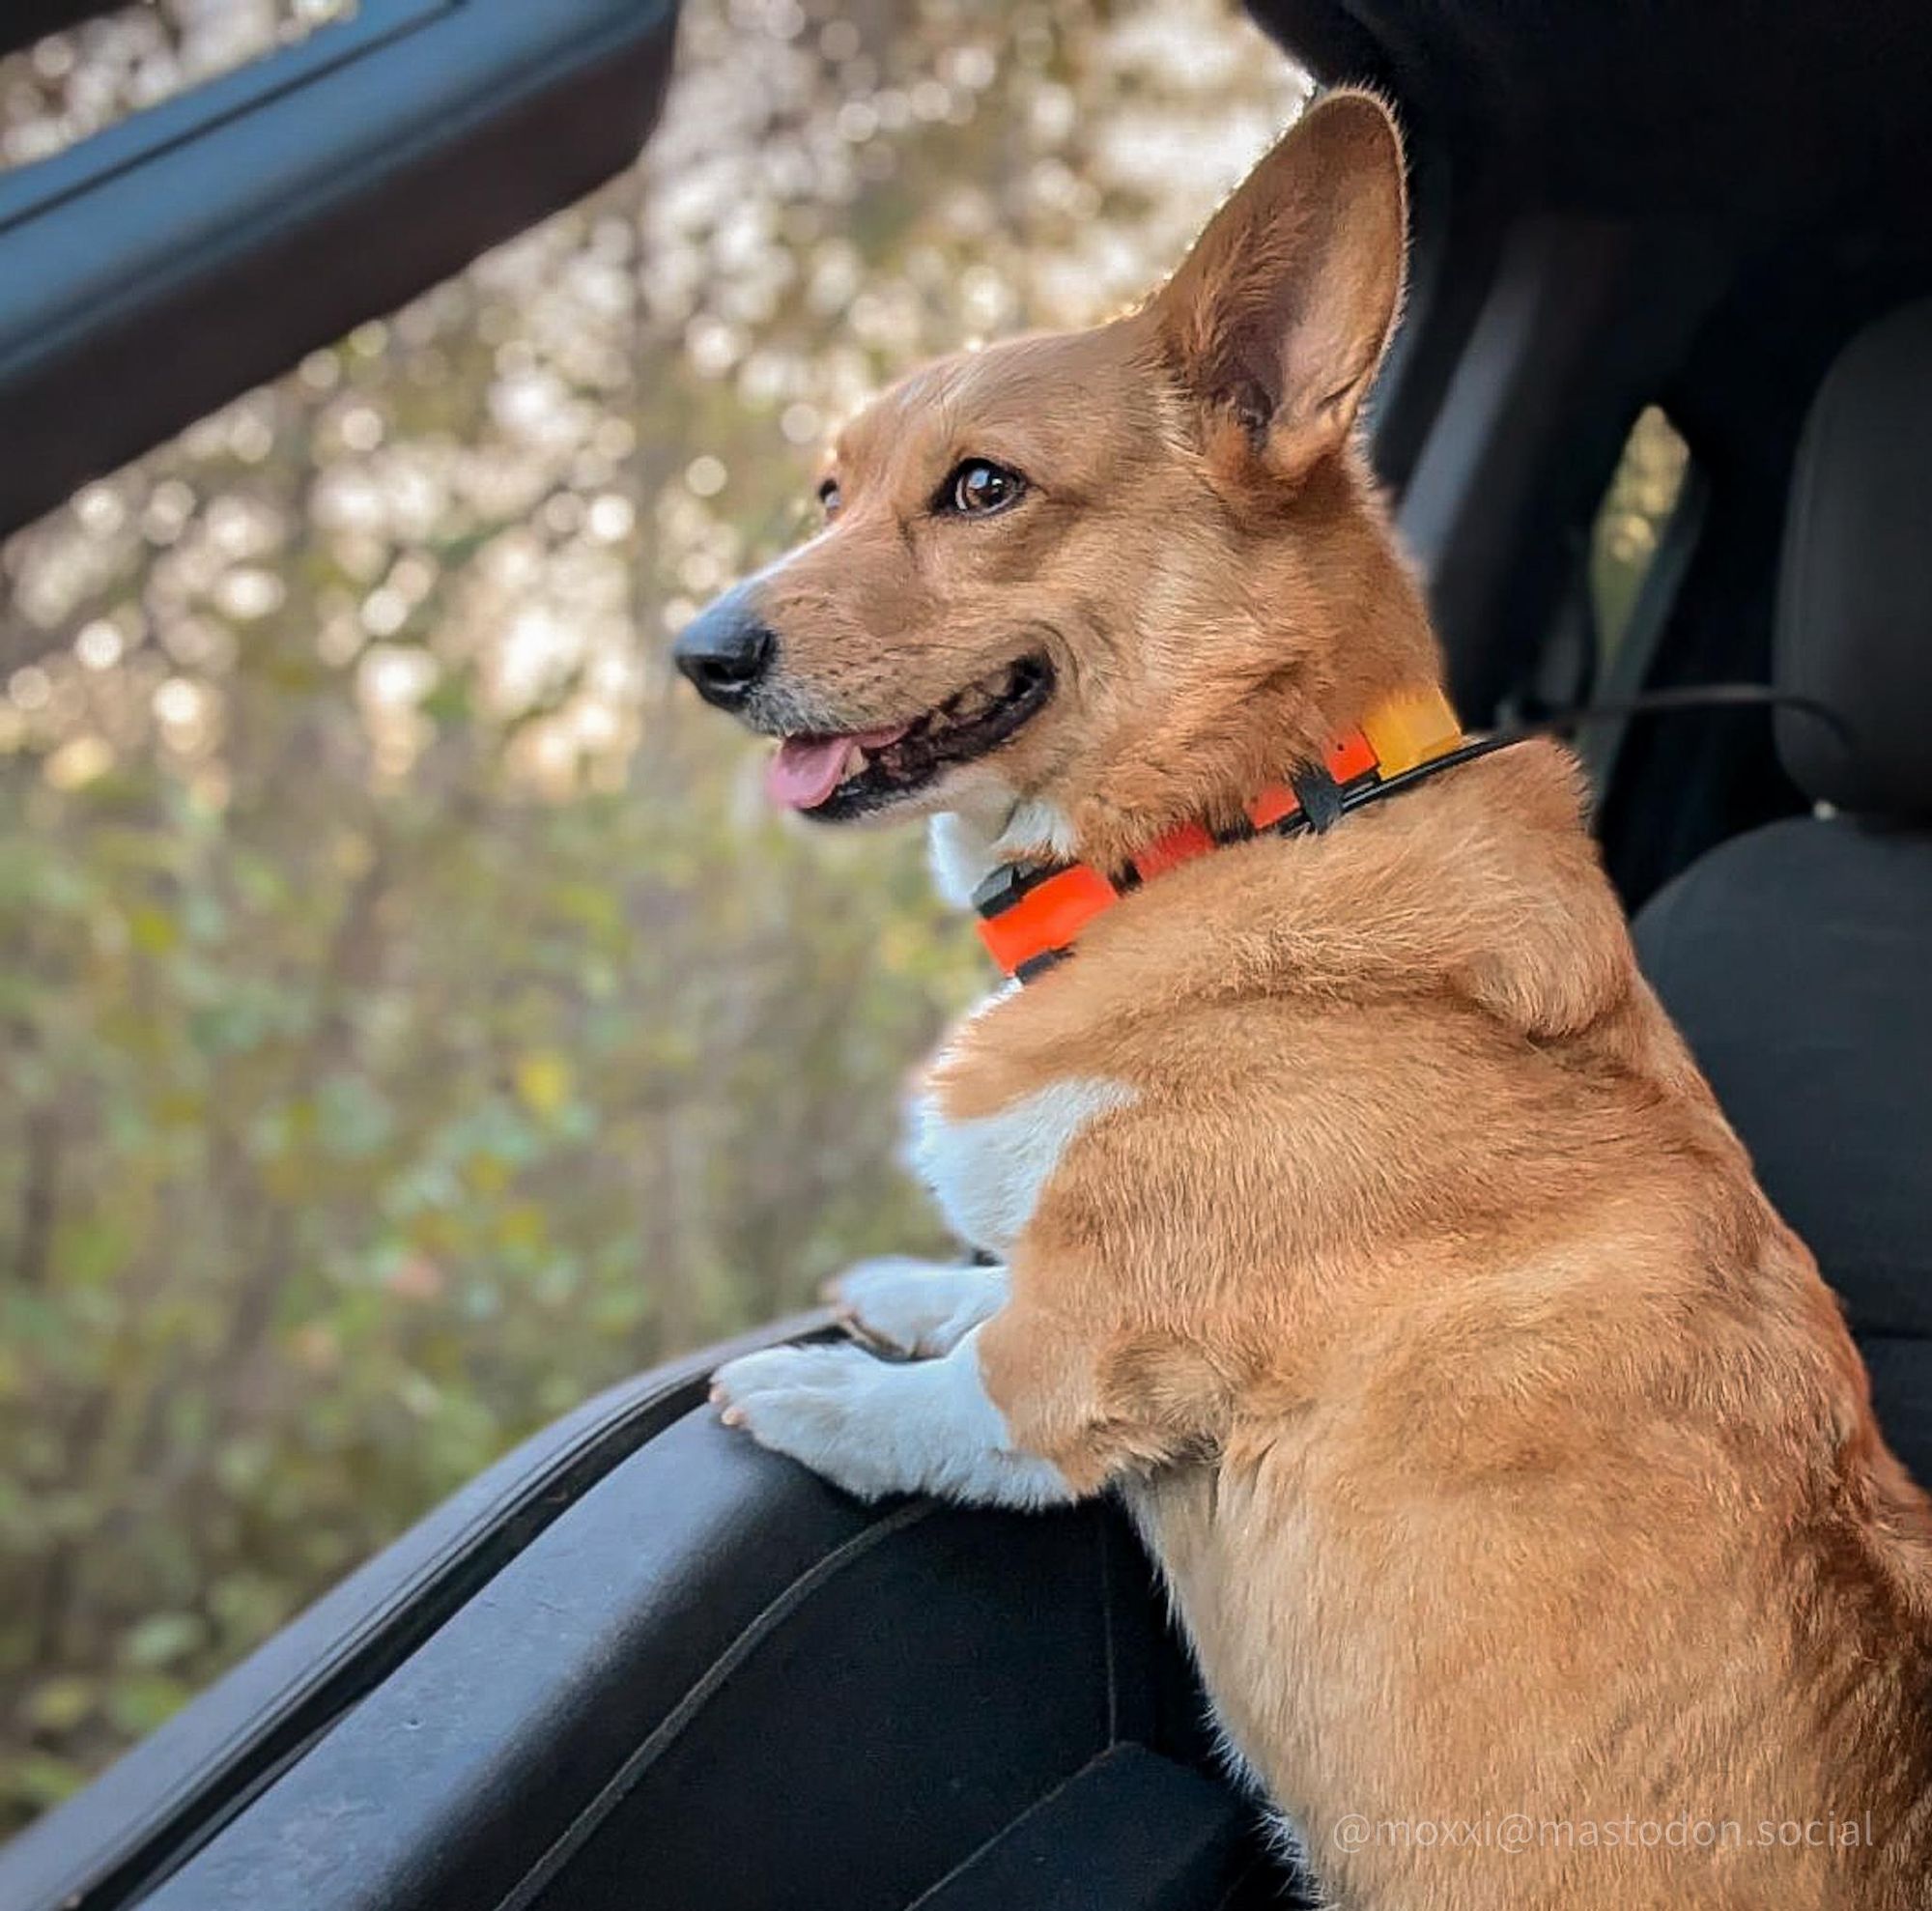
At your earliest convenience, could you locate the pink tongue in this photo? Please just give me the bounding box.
[767,737,853,810]
[765,726,907,811]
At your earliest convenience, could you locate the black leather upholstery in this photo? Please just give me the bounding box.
[134,1403,1268,1911]
[912,1746,1252,1911]
[1775,298,1932,818]
[1636,298,1932,1481]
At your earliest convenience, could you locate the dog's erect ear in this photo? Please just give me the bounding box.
[1151,90,1406,484]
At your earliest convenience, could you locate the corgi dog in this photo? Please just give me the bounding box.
[676,92,1932,1909]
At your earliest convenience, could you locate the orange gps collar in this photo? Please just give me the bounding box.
[973,687,1463,983]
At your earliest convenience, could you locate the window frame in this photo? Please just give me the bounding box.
[0,0,680,539]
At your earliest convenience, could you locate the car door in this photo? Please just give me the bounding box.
[0,7,1289,1906]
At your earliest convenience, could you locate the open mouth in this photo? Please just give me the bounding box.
[764,654,1054,820]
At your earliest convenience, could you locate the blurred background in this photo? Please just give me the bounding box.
[0,0,1312,1834]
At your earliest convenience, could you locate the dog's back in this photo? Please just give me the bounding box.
[934,737,1932,1907]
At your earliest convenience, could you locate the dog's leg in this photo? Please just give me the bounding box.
[709,1323,1075,1509]
[825,1255,1008,1357]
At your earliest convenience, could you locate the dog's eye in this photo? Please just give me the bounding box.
[939,459,1026,517]
[817,477,842,519]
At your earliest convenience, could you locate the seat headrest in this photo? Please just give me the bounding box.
[1776,298,1932,818]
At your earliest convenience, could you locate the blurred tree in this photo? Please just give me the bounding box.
[1590,406,1693,662]
[0,0,1305,1831]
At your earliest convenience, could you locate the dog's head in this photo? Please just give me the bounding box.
[674,90,1440,870]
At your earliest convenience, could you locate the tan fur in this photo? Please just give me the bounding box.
[707,93,1932,1906]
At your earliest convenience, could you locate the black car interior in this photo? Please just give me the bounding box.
[1635,299,1932,1487]
[3,4,1929,1909]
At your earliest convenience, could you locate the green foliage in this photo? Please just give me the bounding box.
[0,0,1303,1837]
[0,694,979,1827]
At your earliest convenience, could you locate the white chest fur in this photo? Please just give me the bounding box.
[913,1064,1134,1257]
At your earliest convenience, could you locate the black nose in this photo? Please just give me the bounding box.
[673,591,776,708]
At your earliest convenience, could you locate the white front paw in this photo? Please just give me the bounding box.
[713,1332,1078,1512]
[709,1342,905,1499]
[825,1256,1008,1357]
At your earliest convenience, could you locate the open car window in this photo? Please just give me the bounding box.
[0,4,1308,1894]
